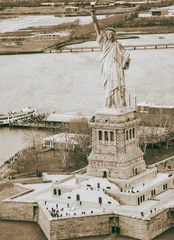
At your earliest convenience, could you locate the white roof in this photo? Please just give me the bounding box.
[42,173,71,183]
[5,173,174,220]
[43,133,86,144]
[137,103,174,109]
[80,177,119,191]
[45,114,92,122]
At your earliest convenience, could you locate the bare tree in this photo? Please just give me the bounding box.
[54,132,76,172]
[164,122,174,150]
[43,118,92,171]
[75,134,92,163]
[139,126,148,157]
[21,130,44,174]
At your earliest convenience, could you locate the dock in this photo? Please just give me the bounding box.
[9,122,61,130]
[46,43,174,53]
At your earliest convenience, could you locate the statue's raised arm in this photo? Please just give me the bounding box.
[91,10,100,36]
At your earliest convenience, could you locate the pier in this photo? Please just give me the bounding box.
[9,122,61,130]
[46,43,174,53]
[1,43,174,56]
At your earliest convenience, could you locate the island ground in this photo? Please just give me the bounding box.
[1,9,174,54]
[2,141,173,179]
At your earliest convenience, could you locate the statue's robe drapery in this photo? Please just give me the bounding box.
[98,34,130,103]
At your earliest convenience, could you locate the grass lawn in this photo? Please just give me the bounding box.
[9,149,87,177]
[144,143,174,165]
[7,142,174,178]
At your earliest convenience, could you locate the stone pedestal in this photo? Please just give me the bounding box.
[87,107,146,179]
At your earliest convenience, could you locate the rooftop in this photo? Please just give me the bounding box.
[6,171,173,220]
[45,113,92,122]
[137,103,174,109]
[43,133,85,145]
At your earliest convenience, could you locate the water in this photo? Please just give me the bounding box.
[0,48,174,165]
[0,15,106,33]
[0,48,174,114]
[0,46,174,160]
[70,33,174,47]
[0,127,29,163]
[0,127,48,165]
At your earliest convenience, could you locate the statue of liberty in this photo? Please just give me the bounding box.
[91,11,130,109]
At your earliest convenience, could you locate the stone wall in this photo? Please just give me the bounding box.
[116,129,126,154]
[45,211,173,240]
[92,128,97,151]
[170,208,174,227]
[147,208,171,240]
[88,109,146,180]
[119,215,148,239]
[2,199,174,240]
[111,176,174,206]
[2,200,36,221]
[49,213,113,240]
[38,203,51,240]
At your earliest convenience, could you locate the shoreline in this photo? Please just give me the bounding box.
[1,42,174,55]
[0,162,10,179]
[1,13,174,55]
[0,50,44,55]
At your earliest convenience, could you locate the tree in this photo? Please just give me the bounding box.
[75,134,92,163]
[139,126,148,157]
[164,121,174,150]
[51,118,92,170]
[13,130,45,175]
[69,118,92,163]
[53,132,77,172]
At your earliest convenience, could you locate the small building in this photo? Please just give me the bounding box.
[135,103,174,126]
[151,8,169,16]
[44,113,92,131]
[138,8,171,18]
[43,133,85,150]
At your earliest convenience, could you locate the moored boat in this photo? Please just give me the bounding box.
[0,107,34,126]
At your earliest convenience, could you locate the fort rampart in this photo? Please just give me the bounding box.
[1,194,174,240]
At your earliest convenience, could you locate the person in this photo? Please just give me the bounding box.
[91,11,130,108]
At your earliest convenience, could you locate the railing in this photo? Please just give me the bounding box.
[47,43,174,54]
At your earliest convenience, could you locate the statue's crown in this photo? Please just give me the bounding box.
[105,27,116,33]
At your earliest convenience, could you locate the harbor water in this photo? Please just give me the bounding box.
[0,15,106,33]
[0,48,174,165]
[0,15,174,240]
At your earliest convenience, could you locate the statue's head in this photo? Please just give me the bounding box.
[105,28,116,41]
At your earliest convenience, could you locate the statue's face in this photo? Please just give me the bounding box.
[106,31,115,41]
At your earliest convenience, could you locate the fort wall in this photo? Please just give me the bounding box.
[49,213,113,240]
[147,208,171,240]
[2,197,174,240]
[1,200,36,221]
[111,176,174,206]
[170,208,174,227]
[40,209,174,240]
[38,203,51,240]
[119,215,148,239]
